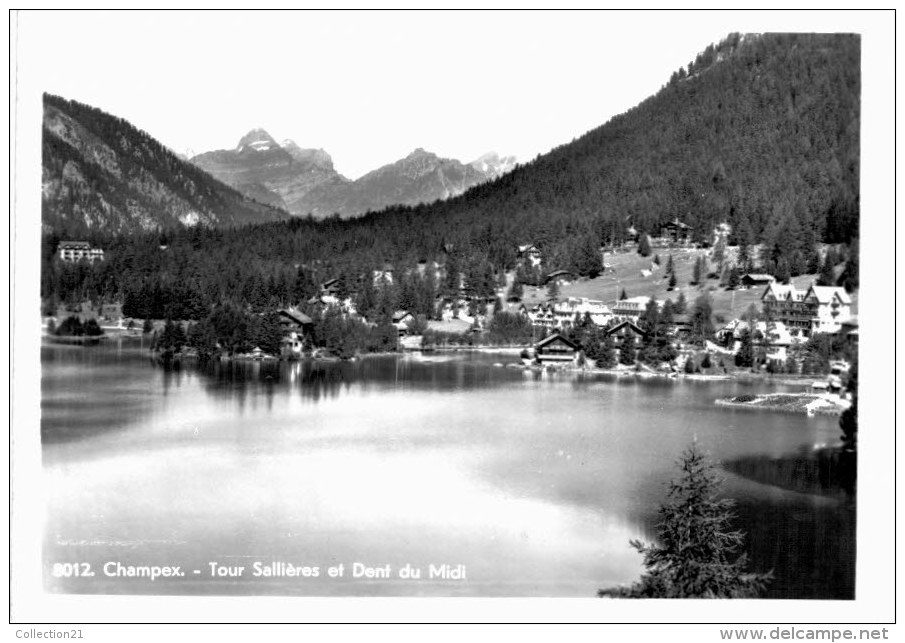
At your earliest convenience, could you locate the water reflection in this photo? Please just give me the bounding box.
[40,342,854,598]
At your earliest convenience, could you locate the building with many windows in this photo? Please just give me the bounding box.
[610,296,655,323]
[527,298,612,329]
[761,283,853,337]
[58,241,104,263]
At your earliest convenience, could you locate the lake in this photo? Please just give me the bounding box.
[40,341,855,598]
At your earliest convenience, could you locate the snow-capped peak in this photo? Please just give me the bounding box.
[469,151,517,177]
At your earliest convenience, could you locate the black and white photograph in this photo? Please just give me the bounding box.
[9,6,896,631]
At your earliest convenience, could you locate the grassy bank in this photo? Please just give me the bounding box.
[716,392,849,415]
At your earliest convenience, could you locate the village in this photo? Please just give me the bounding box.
[47,217,858,393]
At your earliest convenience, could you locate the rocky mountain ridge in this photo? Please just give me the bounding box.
[191,131,515,218]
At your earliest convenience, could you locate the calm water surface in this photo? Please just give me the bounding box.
[41,341,855,598]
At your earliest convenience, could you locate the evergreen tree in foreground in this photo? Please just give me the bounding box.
[599,441,772,598]
[692,256,703,286]
[838,359,858,496]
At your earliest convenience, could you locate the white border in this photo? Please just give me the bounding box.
[8,6,898,632]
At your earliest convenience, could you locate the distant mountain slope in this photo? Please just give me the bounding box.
[295,32,858,271]
[42,94,290,235]
[293,148,506,217]
[192,133,515,218]
[424,32,860,250]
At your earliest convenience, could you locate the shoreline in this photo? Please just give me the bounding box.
[42,335,830,389]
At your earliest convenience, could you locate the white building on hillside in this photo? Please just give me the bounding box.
[761,282,853,337]
[528,298,612,329]
[58,241,104,263]
[611,296,655,322]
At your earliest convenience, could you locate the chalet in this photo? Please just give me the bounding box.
[605,320,648,348]
[58,241,104,263]
[534,333,579,364]
[517,244,542,267]
[741,273,775,288]
[660,218,693,244]
[277,308,314,356]
[392,310,416,335]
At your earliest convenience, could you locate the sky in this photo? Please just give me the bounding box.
[13,9,855,180]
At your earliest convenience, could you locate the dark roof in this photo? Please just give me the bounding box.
[321,278,340,288]
[392,310,412,322]
[59,241,92,248]
[278,308,313,325]
[605,320,648,337]
[544,270,575,283]
[535,333,579,350]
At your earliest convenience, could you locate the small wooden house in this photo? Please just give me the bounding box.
[392,310,416,335]
[534,333,579,364]
[740,273,776,288]
[660,218,693,243]
[605,320,648,347]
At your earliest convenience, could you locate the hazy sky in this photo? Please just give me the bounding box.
[15,10,870,179]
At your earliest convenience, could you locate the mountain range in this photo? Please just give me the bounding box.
[190,132,516,218]
[42,95,290,235]
[41,32,860,334]
[41,32,859,260]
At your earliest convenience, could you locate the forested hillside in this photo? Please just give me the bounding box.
[42,94,291,235]
[42,33,860,319]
